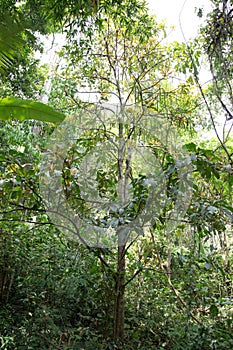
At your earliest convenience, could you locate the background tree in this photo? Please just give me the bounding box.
[202,0,233,122]
[190,0,233,164]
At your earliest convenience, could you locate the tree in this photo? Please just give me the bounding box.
[41,0,198,341]
[202,0,233,122]
[188,1,233,264]
[189,0,233,165]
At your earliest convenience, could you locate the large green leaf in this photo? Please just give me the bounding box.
[0,97,65,124]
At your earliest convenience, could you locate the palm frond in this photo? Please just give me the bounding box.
[0,14,30,72]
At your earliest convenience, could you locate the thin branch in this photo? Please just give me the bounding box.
[123,267,143,288]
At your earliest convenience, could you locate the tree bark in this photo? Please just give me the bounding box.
[113,119,127,341]
[113,244,126,340]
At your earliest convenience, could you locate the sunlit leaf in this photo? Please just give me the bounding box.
[0,97,65,124]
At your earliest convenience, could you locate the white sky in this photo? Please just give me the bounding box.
[147,0,213,42]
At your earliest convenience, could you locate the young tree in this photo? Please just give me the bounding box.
[41,0,198,341]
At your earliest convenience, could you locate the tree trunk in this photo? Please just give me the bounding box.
[113,244,126,340]
[113,116,131,340]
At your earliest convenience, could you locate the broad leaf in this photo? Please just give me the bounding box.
[0,97,65,124]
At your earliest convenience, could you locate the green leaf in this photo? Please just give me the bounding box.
[229,175,233,186]
[185,142,197,152]
[210,304,218,317]
[0,97,65,124]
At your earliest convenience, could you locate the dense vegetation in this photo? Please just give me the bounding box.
[0,0,232,349]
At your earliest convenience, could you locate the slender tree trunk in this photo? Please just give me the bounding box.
[113,244,126,340]
[113,111,132,340]
[167,230,171,282]
[113,119,128,341]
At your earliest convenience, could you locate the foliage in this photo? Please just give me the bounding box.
[0,14,28,72]
[0,2,66,125]
[200,0,233,121]
[0,0,232,349]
